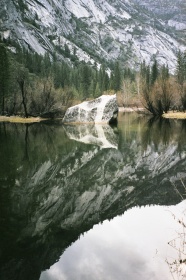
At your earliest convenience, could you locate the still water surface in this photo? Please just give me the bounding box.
[0,113,186,280]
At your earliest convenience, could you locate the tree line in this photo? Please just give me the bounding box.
[117,51,186,116]
[139,52,186,115]
[0,43,123,117]
[0,40,185,118]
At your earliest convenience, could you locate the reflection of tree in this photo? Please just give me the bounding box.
[178,121,186,152]
[140,117,186,153]
[23,124,29,161]
[166,208,186,279]
[141,117,172,150]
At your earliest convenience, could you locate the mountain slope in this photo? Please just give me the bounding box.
[0,0,185,71]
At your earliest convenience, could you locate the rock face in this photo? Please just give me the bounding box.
[0,0,185,71]
[63,95,118,124]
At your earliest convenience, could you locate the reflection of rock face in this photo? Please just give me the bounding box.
[64,124,118,149]
[63,94,118,123]
[1,117,186,280]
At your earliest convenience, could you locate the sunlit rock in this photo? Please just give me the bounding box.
[64,124,118,149]
[63,94,118,124]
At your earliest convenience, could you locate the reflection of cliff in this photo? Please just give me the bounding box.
[0,116,186,280]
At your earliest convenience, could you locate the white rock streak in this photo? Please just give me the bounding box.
[94,95,114,123]
[63,94,117,124]
[64,123,118,149]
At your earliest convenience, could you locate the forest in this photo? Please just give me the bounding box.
[0,40,186,118]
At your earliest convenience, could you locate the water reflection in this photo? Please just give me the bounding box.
[0,114,186,280]
[40,201,186,280]
[166,206,186,279]
[64,123,118,149]
[141,117,172,149]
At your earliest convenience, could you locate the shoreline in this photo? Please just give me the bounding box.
[1,110,186,124]
[119,108,186,119]
[0,116,47,123]
[118,107,145,112]
[162,111,186,119]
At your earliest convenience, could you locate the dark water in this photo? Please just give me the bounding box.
[0,113,186,280]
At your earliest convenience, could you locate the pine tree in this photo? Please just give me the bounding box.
[98,65,104,93]
[80,64,91,99]
[112,61,121,92]
[140,60,147,79]
[15,63,29,118]
[0,44,9,114]
[184,52,186,81]
[146,65,151,90]
[64,44,71,57]
[95,82,101,97]
[151,58,159,85]
[176,51,185,86]
[103,72,110,91]
[160,64,169,81]
[41,53,51,78]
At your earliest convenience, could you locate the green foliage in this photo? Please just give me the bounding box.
[176,51,186,110]
[23,17,40,29]
[0,46,118,116]
[123,68,136,82]
[176,50,186,86]
[151,58,159,85]
[0,44,10,114]
[1,45,186,118]
[160,64,169,81]
[17,0,28,12]
[110,61,121,92]
[74,17,89,31]
[140,59,172,116]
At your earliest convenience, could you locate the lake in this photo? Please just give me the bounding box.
[0,112,186,280]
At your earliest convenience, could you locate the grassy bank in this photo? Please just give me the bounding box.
[1,110,186,124]
[0,116,47,123]
[162,112,186,119]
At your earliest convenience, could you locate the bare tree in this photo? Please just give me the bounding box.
[16,64,29,118]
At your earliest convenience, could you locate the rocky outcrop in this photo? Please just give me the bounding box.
[0,0,185,71]
[63,95,118,124]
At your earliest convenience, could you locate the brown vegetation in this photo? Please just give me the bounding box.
[0,116,46,123]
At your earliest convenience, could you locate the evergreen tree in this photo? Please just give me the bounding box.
[41,53,51,78]
[146,65,151,90]
[176,51,186,110]
[103,72,110,91]
[124,67,135,81]
[99,65,110,92]
[160,64,169,81]
[15,63,29,118]
[176,50,185,86]
[140,60,147,80]
[0,44,9,114]
[95,82,101,97]
[89,78,97,97]
[52,62,61,88]
[151,58,159,85]
[184,52,186,80]
[112,61,121,91]
[80,64,91,99]
[64,44,71,57]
